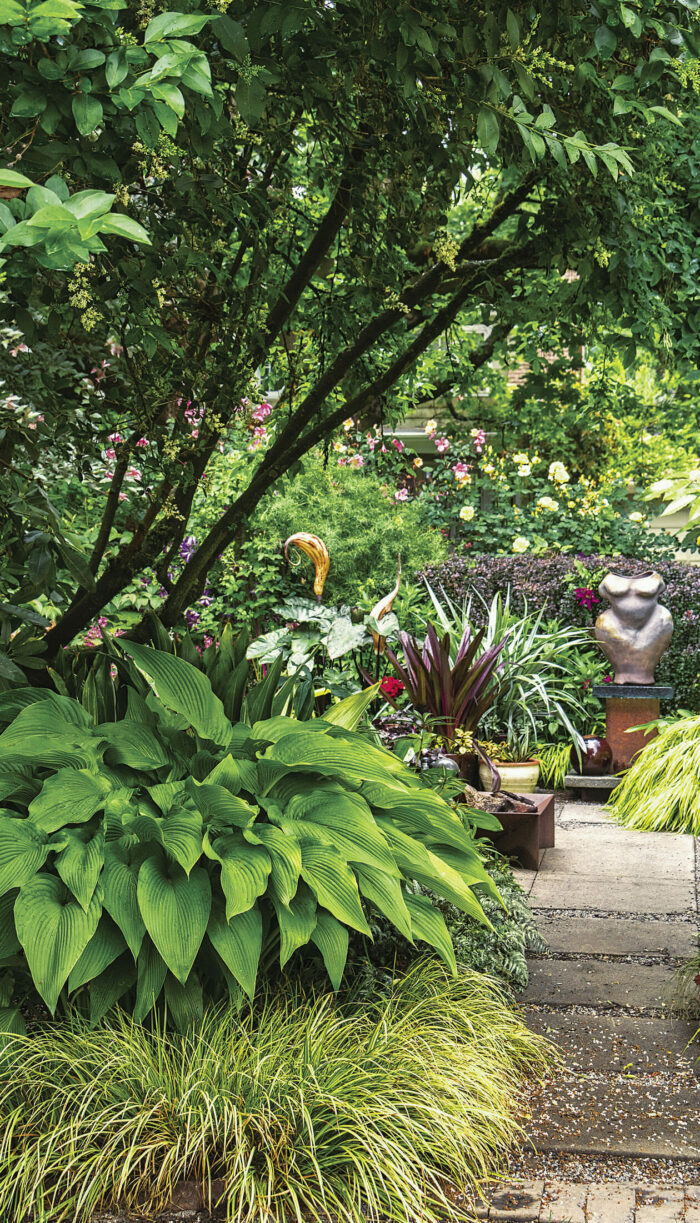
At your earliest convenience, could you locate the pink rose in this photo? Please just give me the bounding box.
[435,437,450,453]
[394,488,409,501]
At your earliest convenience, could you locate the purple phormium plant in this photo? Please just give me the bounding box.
[385,621,506,742]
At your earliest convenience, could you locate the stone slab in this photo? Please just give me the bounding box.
[593,684,674,699]
[538,1180,586,1222]
[635,1188,685,1221]
[523,1075,700,1159]
[528,873,696,915]
[522,1010,700,1075]
[533,915,698,958]
[556,802,618,826]
[563,773,621,793]
[488,1180,544,1220]
[686,1186,700,1222]
[511,868,537,895]
[585,1183,635,1222]
[520,958,677,1008]
[538,826,695,880]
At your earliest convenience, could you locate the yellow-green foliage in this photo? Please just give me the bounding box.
[608,715,700,835]
[256,456,448,605]
[0,962,551,1223]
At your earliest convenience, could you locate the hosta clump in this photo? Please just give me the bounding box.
[0,644,496,1031]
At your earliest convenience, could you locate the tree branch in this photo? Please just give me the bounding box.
[154,257,532,627]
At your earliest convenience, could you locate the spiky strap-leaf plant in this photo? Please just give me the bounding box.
[0,644,496,1031]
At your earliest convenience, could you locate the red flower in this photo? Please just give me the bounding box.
[380,676,405,699]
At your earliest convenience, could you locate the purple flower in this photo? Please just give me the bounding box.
[184,609,200,628]
[179,536,197,562]
[198,595,213,608]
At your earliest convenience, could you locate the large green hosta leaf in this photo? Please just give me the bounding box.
[121,642,232,746]
[189,782,257,831]
[371,791,484,857]
[310,911,349,991]
[14,875,102,1011]
[89,952,137,1026]
[125,808,203,876]
[102,842,146,959]
[264,729,407,786]
[281,786,399,875]
[134,937,167,1022]
[137,854,211,984]
[52,824,105,910]
[355,864,413,941]
[300,843,371,935]
[205,832,270,920]
[0,704,98,769]
[68,913,127,991]
[319,684,380,730]
[206,753,249,795]
[0,889,20,955]
[0,816,49,894]
[244,823,300,906]
[405,893,456,974]
[272,884,317,969]
[29,768,106,834]
[378,821,489,925]
[207,900,261,1000]
[100,722,172,771]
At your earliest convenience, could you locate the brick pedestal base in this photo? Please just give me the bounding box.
[592,683,674,773]
[605,697,659,771]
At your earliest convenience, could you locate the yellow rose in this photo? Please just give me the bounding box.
[459,505,475,522]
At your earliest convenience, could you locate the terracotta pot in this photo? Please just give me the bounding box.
[576,735,612,776]
[478,759,540,794]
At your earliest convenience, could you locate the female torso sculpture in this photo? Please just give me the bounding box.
[594,570,673,685]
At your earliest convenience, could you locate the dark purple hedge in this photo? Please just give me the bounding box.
[420,552,700,712]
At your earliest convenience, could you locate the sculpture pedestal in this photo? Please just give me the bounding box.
[592,684,673,772]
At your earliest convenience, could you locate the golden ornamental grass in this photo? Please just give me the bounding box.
[0,961,551,1223]
[608,714,700,836]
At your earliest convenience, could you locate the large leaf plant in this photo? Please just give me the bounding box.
[0,644,496,1033]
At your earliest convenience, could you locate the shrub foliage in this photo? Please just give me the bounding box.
[0,645,495,1031]
[421,552,700,711]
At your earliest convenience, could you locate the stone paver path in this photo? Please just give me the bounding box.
[476,798,700,1221]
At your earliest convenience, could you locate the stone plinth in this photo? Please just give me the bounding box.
[592,684,673,772]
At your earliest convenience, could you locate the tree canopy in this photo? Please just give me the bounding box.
[1,0,699,674]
